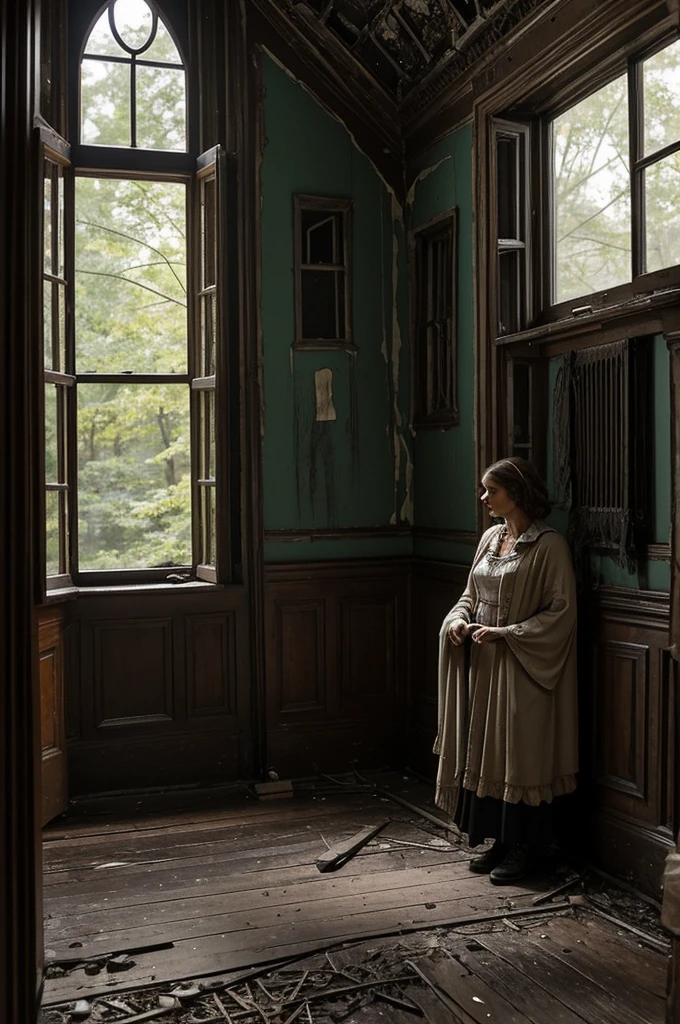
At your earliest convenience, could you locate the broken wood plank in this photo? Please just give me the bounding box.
[453,939,587,1024]
[582,899,670,953]
[315,821,390,873]
[42,899,569,1003]
[479,930,658,1024]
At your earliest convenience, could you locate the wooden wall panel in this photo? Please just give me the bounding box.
[339,597,396,706]
[93,618,174,726]
[186,612,237,717]
[587,588,672,898]
[265,560,409,777]
[274,600,326,713]
[594,641,648,804]
[38,606,68,825]
[409,560,468,778]
[68,588,250,794]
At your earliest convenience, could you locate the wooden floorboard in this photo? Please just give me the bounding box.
[40,778,669,1024]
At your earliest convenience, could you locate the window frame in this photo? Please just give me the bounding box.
[292,194,354,352]
[44,0,232,589]
[411,206,459,430]
[544,31,680,323]
[40,129,74,592]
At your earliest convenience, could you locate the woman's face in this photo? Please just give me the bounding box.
[480,473,517,518]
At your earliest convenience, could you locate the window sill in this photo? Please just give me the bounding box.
[45,580,224,600]
[495,286,680,350]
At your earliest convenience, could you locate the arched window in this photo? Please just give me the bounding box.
[80,0,186,150]
[40,0,224,588]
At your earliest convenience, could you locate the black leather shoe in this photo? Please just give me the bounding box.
[489,843,534,885]
[468,841,507,874]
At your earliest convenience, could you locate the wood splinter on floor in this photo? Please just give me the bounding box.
[315,820,391,873]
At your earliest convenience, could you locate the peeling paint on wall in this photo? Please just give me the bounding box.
[314,368,337,421]
[405,155,452,208]
[262,47,402,203]
[386,194,413,525]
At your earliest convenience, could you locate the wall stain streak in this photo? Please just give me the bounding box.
[388,194,413,525]
[309,420,336,526]
[405,155,452,208]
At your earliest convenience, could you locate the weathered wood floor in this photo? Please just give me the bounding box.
[41,775,669,1022]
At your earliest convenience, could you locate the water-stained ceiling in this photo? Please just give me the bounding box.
[275,0,549,98]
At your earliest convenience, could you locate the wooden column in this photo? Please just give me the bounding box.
[665,334,680,1023]
[0,0,42,1019]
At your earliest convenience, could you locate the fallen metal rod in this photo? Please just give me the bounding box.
[532,870,586,905]
[582,899,670,953]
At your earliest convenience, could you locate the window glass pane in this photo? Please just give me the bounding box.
[645,152,680,273]
[45,384,59,483]
[44,282,54,370]
[553,73,631,303]
[302,211,340,264]
[136,65,186,151]
[498,249,523,335]
[202,176,216,289]
[200,292,216,376]
[301,269,343,339]
[57,283,67,373]
[200,388,216,480]
[45,491,61,576]
[497,135,519,240]
[57,171,65,279]
[643,39,680,157]
[110,0,154,52]
[44,164,53,273]
[75,177,187,373]
[512,362,531,447]
[77,383,191,569]
[81,58,131,146]
[83,9,122,57]
[143,16,182,63]
[200,484,216,567]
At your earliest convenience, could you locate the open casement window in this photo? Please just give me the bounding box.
[550,35,680,316]
[192,147,227,584]
[412,210,459,429]
[44,0,233,587]
[293,195,353,351]
[492,119,532,339]
[41,131,74,590]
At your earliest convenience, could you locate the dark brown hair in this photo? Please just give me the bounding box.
[483,456,551,521]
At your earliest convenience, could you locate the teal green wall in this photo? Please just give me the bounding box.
[260,58,412,562]
[547,335,670,591]
[407,124,477,565]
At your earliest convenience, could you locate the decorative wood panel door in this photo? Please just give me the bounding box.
[37,606,68,825]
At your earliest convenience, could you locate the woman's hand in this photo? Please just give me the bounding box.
[446,619,469,646]
[467,624,505,644]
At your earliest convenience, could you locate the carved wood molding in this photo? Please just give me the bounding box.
[591,584,670,631]
[402,0,553,132]
[246,0,404,198]
[667,335,680,660]
[413,526,478,545]
[264,526,412,543]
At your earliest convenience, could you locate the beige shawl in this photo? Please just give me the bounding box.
[434,521,578,817]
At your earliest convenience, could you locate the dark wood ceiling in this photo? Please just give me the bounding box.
[274,0,551,98]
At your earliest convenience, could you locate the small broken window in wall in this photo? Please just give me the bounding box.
[553,339,651,569]
[494,120,531,337]
[412,209,459,429]
[293,195,353,350]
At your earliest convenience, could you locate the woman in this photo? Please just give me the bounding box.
[434,456,578,884]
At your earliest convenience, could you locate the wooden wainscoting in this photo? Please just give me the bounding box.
[67,587,251,795]
[587,587,673,897]
[37,606,69,825]
[409,559,469,778]
[264,559,410,777]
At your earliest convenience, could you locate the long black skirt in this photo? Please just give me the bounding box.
[454,786,557,849]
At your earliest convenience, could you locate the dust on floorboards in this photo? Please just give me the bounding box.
[40,774,670,1023]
